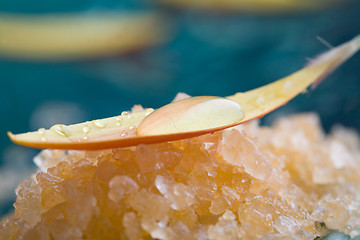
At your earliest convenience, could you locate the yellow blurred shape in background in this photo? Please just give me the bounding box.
[159,0,341,12]
[0,12,166,60]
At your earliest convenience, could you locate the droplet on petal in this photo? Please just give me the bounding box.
[50,124,71,137]
[93,120,107,128]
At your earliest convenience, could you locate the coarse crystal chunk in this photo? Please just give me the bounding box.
[1,113,360,240]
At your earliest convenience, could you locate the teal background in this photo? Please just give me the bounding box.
[0,1,359,238]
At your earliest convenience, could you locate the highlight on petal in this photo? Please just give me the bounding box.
[8,35,360,150]
[137,96,244,136]
[158,0,340,13]
[0,12,166,60]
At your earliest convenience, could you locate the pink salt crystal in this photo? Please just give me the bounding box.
[269,114,323,152]
[108,175,139,202]
[36,172,65,210]
[122,212,143,240]
[330,125,360,151]
[128,189,170,221]
[328,140,358,171]
[155,175,195,211]
[135,143,183,173]
[312,167,336,184]
[274,215,300,235]
[22,222,51,240]
[221,128,271,181]
[209,195,231,215]
[171,92,191,102]
[2,113,360,239]
[131,104,144,112]
[343,198,360,237]
[33,150,61,172]
[65,195,97,231]
[314,197,351,230]
[221,185,241,202]
[276,114,324,142]
[169,221,190,237]
[173,208,198,229]
[112,148,135,161]
[191,226,208,240]
[207,210,241,240]
[13,178,42,228]
[141,216,176,240]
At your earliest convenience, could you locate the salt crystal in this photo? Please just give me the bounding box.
[221,128,271,180]
[108,176,139,202]
[123,212,142,240]
[274,216,300,235]
[2,113,360,240]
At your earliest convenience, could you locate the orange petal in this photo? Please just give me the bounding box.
[8,35,360,150]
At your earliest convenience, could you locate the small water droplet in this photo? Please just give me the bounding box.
[83,136,89,141]
[282,81,294,93]
[127,115,132,119]
[82,125,90,133]
[267,93,275,99]
[94,120,107,128]
[120,131,128,137]
[129,125,135,130]
[115,117,122,126]
[256,97,265,107]
[50,124,71,137]
[121,111,129,116]
[37,128,46,135]
[41,137,46,142]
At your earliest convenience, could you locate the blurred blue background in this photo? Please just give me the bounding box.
[0,0,359,231]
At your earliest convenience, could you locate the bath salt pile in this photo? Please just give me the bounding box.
[1,113,360,240]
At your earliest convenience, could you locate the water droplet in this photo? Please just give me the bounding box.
[41,137,46,142]
[50,124,71,137]
[82,125,90,133]
[127,115,132,119]
[83,136,89,141]
[129,125,135,130]
[121,111,129,116]
[256,97,265,107]
[115,117,122,126]
[37,128,46,135]
[282,81,294,93]
[94,120,107,128]
[267,93,275,99]
[120,131,128,137]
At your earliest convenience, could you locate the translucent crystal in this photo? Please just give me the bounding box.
[2,113,360,240]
